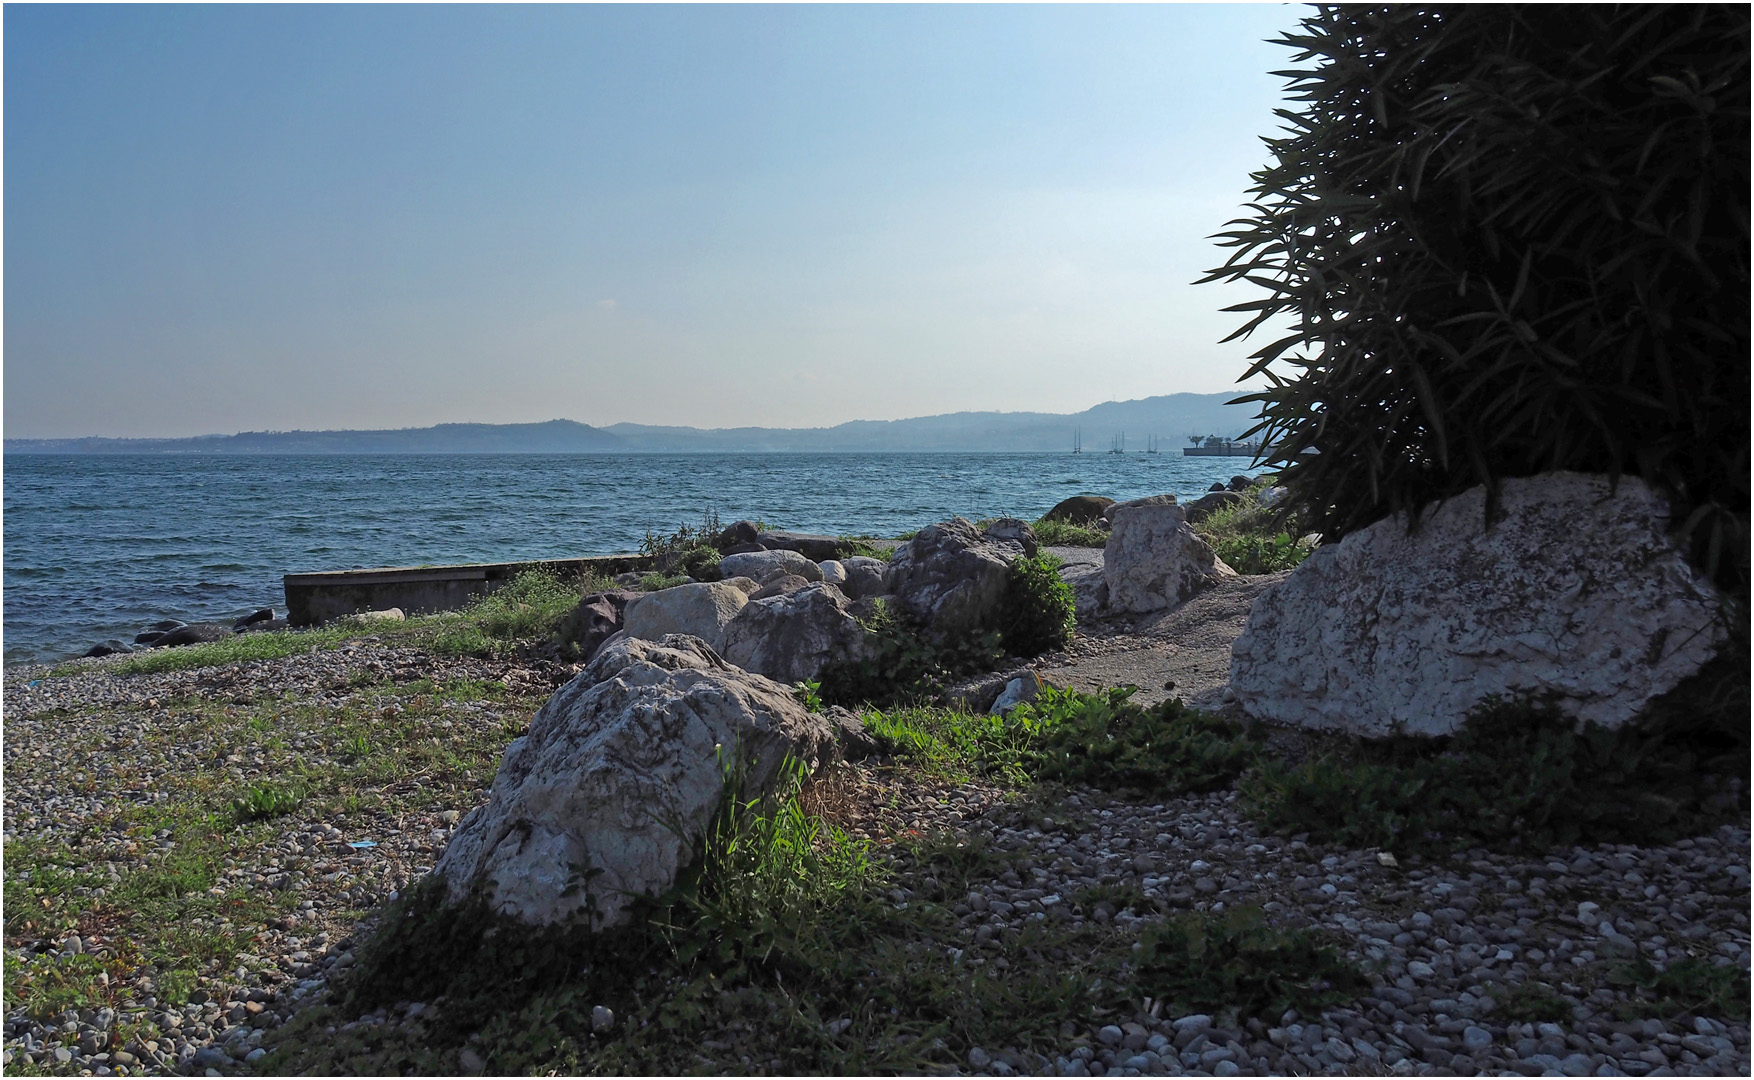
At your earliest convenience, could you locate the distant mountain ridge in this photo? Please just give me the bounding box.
[5,393,1263,454]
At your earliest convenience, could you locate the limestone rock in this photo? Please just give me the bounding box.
[83,639,134,658]
[838,556,887,600]
[720,582,868,684]
[884,517,1021,638]
[622,582,749,653]
[817,560,848,586]
[1103,500,1235,614]
[990,672,1047,714]
[431,634,836,928]
[1044,495,1113,526]
[982,517,1039,559]
[719,549,822,583]
[750,574,810,601]
[1229,472,1727,736]
[720,576,762,597]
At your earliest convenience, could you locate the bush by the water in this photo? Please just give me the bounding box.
[1206,5,1749,596]
[992,553,1076,657]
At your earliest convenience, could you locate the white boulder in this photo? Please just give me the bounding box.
[1103,498,1236,614]
[719,582,869,684]
[1228,472,1727,736]
[622,581,749,652]
[430,635,837,929]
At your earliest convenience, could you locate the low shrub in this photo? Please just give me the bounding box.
[1241,696,1747,854]
[640,511,726,557]
[1133,906,1368,1020]
[465,569,602,641]
[993,553,1075,657]
[638,571,689,592]
[1614,957,1751,1021]
[676,545,723,582]
[1191,495,1314,574]
[1012,687,1259,795]
[817,600,1004,708]
[1030,518,1108,548]
[835,536,894,560]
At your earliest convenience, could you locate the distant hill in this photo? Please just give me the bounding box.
[5,393,1263,454]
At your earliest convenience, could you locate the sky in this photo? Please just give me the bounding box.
[4,4,1304,439]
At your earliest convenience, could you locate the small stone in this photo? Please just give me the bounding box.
[1463,1026,1494,1052]
[1171,1015,1213,1034]
[591,1006,615,1033]
[1407,960,1436,978]
[1099,1025,1125,1047]
[245,1047,267,1063]
[969,1047,992,1069]
[459,1047,486,1073]
[1213,1061,1240,1077]
[1562,1053,1596,1076]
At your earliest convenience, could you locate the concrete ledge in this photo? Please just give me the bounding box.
[284,555,654,626]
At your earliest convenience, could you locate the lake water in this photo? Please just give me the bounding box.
[2,452,1268,664]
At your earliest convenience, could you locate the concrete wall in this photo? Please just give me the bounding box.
[284,555,653,626]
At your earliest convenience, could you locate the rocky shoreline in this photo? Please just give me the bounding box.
[5,493,1748,1077]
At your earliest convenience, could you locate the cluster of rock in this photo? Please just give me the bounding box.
[81,608,290,659]
[434,516,1045,928]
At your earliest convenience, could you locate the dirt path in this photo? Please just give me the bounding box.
[1042,546,1287,710]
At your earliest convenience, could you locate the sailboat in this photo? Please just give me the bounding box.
[1073,427,1082,454]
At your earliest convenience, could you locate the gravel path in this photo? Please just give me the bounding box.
[5,626,1749,1077]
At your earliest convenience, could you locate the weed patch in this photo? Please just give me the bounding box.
[1030,517,1108,547]
[230,781,305,822]
[1613,957,1751,1021]
[1014,688,1259,796]
[108,627,357,675]
[994,553,1076,657]
[1242,697,1748,854]
[1133,906,1368,1019]
[818,600,1004,708]
[1191,494,1314,574]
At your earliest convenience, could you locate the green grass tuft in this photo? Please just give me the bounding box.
[107,627,358,675]
[1030,517,1108,547]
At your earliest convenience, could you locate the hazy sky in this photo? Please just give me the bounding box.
[5,4,1302,439]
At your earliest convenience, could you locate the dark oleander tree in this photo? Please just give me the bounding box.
[1205,5,1750,596]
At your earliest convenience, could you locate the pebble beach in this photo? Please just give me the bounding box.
[4,634,1749,1077]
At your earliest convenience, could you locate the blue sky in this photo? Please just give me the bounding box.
[4,4,1303,438]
